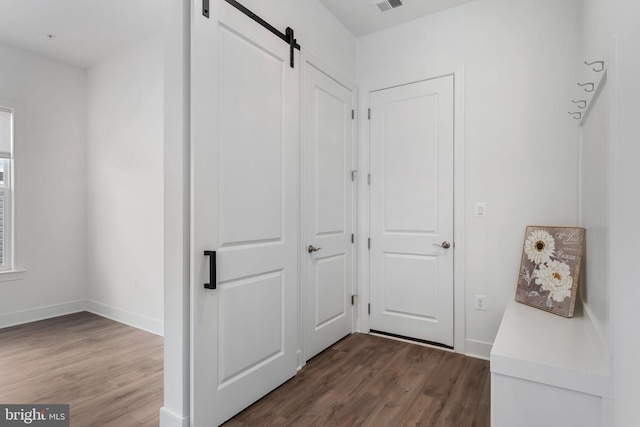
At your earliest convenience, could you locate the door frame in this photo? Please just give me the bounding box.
[161,0,190,425]
[357,64,466,354]
[299,51,358,367]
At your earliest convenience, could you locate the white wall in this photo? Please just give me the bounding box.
[579,78,610,352]
[86,36,164,335]
[581,0,640,425]
[579,0,614,358]
[357,0,583,356]
[609,1,640,425]
[0,42,87,326]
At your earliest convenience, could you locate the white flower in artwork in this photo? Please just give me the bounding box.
[524,229,556,265]
[535,260,573,302]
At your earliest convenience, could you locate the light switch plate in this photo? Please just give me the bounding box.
[475,202,487,218]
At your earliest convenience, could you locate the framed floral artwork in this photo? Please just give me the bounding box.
[515,226,585,317]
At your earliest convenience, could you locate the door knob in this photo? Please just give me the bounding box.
[307,245,322,254]
[433,241,451,249]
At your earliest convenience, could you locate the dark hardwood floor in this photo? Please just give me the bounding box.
[0,314,489,427]
[224,333,490,427]
[0,312,163,426]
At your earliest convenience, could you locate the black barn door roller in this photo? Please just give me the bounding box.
[203,0,301,68]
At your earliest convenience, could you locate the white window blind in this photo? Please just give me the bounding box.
[0,108,11,159]
[0,189,5,266]
[0,106,13,271]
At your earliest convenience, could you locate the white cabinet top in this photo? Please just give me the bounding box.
[490,300,612,397]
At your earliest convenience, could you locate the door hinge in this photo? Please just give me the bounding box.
[368,238,371,250]
[368,303,371,315]
[351,233,355,244]
[202,0,210,17]
[367,174,371,185]
[352,109,355,120]
[368,108,371,120]
[351,170,358,182]
[351,294,356,305]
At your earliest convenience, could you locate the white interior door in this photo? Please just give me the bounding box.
[368,76,454,347]
[303,60,355,361]
[191,3,299,425]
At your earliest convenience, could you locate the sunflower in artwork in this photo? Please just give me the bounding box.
[523,229,555,265]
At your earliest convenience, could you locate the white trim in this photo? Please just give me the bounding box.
[605,36,617,398]
[0,300,86,329]
[299,52,307,369]
[163,0,190,425]
[0,269,25,282]
[0,100,22,275]
[0,300,165,336]
[299,51,358,365]
[0,166,13,272]
[301,51,357,93]
[357,88,370,333]
[358,63,467,353]
[465,339,492,361]
[86,300,164,336]
[452,64,466,354]
[159,407,190,427]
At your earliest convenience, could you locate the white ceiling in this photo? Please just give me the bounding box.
[0,0,476,68]
[318,0,478,36]
[0,0,163,68]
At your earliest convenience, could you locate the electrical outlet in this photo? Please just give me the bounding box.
[474,295,486,311]
[475,202,487,218]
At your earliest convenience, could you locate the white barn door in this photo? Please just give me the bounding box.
[191,2,299,425]
[369,76,455,347]
[303,60,355,361]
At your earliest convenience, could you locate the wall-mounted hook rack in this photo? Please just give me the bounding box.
[568,111,582,120]
[571,100,587,109]
[584,60,605,72]
[577,82,595,92]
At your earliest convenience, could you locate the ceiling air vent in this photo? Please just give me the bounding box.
[375,0,403,12]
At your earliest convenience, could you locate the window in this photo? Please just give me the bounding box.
[0,106,13,271]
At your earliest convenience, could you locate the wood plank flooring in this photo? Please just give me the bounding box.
[225,333,490,427]
[0,315,489,426]
[0,312,163,426]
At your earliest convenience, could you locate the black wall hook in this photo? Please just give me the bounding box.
[584,60,605,72]
[577,82,595,92]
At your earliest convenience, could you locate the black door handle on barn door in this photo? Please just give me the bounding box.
[204,250,216,289]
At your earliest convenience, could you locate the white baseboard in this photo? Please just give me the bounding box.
[86,300,164,336]
[465,339,493,360]
[0,300,164,337]
[0,300,87,329]
[160,407,190,427]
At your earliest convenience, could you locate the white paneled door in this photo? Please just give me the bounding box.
[369,76,455,347]
[191,3,299,426]
[303,60,355,361]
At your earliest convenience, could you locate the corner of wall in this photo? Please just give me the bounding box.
[465,339,492,361]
